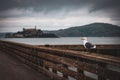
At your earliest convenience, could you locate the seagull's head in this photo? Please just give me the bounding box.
[81,37,87,41]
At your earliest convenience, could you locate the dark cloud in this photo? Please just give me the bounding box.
[0,0,120,15]
[90,0,120,19]
[0,0,92,19]
[91,0,120,11]
[0,0,119,11]
[0,0,120,25]
[0,0,89,11]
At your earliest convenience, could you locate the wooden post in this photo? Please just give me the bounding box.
[77,68,84,80]
[45,66,49,70]
[63,64,68,79]
[52,69,57,74]
[38,59,44,73]
[77,58,85,80]
[98,62,106,80]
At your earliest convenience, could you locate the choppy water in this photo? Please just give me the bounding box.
[0,37,120,45]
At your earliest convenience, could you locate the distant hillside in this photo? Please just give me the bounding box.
[53,23,120,37]
[1,23,120,38]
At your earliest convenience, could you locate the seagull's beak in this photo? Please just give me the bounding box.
[81,37,87,40]
[81,38,85,40]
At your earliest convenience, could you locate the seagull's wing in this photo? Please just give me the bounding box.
[85,42,94,49]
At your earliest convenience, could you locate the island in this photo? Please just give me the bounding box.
[5,26,58,38]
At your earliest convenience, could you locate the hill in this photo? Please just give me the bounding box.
[1,23,120,38]
[53,23,120,37]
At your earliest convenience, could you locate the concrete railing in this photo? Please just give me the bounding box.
[0,40,120,80]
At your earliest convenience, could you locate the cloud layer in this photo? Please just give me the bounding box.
[0,0,120,32]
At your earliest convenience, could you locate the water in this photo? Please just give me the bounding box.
[0,37,120,45]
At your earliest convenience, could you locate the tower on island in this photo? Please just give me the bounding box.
[35,26,36,30]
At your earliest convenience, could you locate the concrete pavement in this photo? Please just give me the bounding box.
[0,50,50,80]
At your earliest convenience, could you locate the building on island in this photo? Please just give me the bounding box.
[5,26,58,38]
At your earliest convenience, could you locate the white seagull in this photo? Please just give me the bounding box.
[81,37,96,49]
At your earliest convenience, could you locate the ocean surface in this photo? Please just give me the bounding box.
[0,37,120,45]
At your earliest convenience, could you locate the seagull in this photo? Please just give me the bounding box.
[81,37,96,49]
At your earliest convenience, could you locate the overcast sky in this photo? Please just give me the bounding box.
[0,0,120,32]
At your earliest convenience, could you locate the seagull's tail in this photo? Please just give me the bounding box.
[91,45,96,49]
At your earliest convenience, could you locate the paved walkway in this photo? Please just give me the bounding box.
[0,50,50,80]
